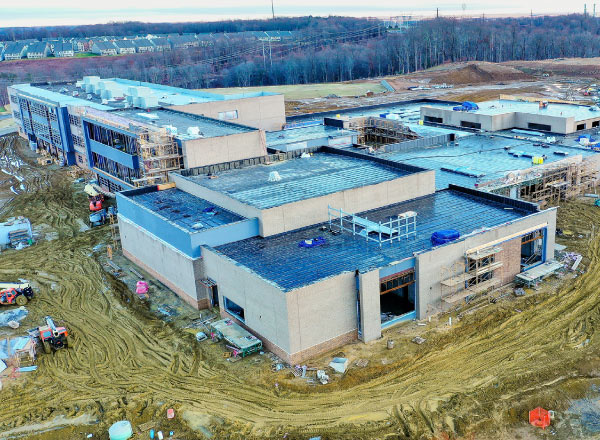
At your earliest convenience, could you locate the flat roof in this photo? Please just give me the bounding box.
[26,78,279,109]
[292,101,456,123]
[433,99,598,121]
[12,84,111,111]
[266,125,357,148]
[128,188,244,232]
[180,152,413,209]
[214,188,532,290]
[114,108,255,139]
[380,134,599,190]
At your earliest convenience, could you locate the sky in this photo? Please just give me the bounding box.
[1,0,593,27]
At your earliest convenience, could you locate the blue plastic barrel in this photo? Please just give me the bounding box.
[108,421,133,440]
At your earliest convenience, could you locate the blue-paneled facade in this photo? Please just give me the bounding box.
[82,118,142,192]
[8,88,76,165]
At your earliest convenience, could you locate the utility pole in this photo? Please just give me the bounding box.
[262,42,266,69]
[271,0,275,19]
[436,8,439,18]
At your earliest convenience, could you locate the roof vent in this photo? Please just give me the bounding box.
[268,171,281,182]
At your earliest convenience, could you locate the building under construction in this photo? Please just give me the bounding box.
[8,76,282,192]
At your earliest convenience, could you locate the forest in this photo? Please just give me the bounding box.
[1,14,600,105]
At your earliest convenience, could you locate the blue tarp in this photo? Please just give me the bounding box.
[431,230,461,246]
[453,101,480,112]
[0,307,28,327]
[298,237,326,248]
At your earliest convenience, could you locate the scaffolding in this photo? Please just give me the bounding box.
[479,156,599,207]
[328,206,417,247]
[132,128,182,187]
[440,245,504,304]
[75,107,183,187]
[346,117,420,147]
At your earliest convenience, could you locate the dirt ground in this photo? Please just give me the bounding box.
[199,81,387,100]
[3,126,600,438]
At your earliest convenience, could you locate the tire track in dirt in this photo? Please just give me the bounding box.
[2,137,600,439]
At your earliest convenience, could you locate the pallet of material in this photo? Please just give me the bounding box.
[210,318,262,358]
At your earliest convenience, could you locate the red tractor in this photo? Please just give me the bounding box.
[0,286,34,306]
[29,316,71,354]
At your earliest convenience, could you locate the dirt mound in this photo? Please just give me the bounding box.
[505,58,600,78]
[429,62,532,85]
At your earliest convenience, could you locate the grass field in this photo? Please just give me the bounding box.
[75,52,98,58]
[200,81,386,100]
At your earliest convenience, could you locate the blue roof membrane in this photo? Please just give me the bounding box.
[381,134,600,190]
[214,189,529,290]
[184,153,411,209]
[129,188,244,232]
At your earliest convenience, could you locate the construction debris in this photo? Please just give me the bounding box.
[329,357,349,374]
[412,336,426,345]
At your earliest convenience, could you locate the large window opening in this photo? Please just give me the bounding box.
[224,297,245,322]
[528,122,552,132]
[380,270,415,325]
[577,123,586,131]
[521,229,544,269]
[593,121,600,128]
[424,115,443,123]
[460,120,481,129]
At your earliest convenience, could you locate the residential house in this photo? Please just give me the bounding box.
[26,42,50,59]
[113,40,136,55]
[3,42,28,60]
[149,37,171,51]
[54,42,75,57]
[133,39,155,53]
[73,39,92,52]
[91,41,118,56]
[195,33,214,47]
[168,35,199,49]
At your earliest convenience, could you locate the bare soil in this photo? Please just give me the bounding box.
[1,128,600,439]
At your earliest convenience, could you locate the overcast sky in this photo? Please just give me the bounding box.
[2,0,592,27]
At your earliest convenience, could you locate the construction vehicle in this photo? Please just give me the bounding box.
[29,316,70,353]
[89,208,107,227]
[0,286,34,306]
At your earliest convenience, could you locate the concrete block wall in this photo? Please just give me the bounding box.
[181,130,266,169]
[119,215,207,308]
[286,272,359,362]
[170,94,286,131]
[201,247,292,356]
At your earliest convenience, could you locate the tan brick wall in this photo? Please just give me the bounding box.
[221,310,358,364]
[220,310,289,361]
[496,236,522,284]
[123,249,208,310]
[288,330,358,365]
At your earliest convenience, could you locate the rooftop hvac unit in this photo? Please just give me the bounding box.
[83,75,100,85]
[187,126,200,136]
[268,171,282,182]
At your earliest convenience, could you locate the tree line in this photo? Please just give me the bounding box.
[2,14,600,105]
